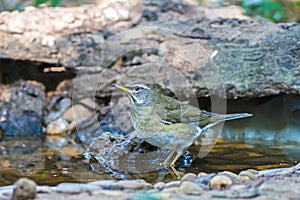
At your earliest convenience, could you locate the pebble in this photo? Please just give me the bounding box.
[79,98,99,110]
[56,183,101,194]
[209,175,233,188]
[62,104,92,124]
[258,183,277,192]
[153,182,165,190]
[88,180,118,189]
[13,178,37,200]
[239,171,258,180]
[45,97,71,124]
[46,117,70,134]
[218,171,239,180]
[165,181,180,188]
[197,172,208,178]
[179,181,203,195]
[195,173,216,186]
[238,175,250,181]
[92,190,126,198]
[162,187,179,193]
[246,169,259,175]
[37,186,53,193]
[115,180,152,190]
[181,173,197,182]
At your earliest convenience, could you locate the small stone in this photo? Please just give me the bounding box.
[258,183,276,192]
[88,180,118,189]
[24,6,36,11]
[239,171,257,180]
[179,181,203,195]
[45,97,71,124]
[117,9,130,19]
[195,173,215,186]
[62,104,92,124]
[13,178,37,200]
[41,35,56,47]
[209,175,233,188]
[115,180,152,190]
[165,181,180,188]
[238,175,250,181]
[37,186,53,193]
[246,169,258,175]
[153,182,165,190]
[181,173,197,182]
[79,98,99,110]
[56,183,101,194]
[162,187,179,193]
[46,117,69,134]
[92,190,126,198]
[197,172,207,178]
[103,7,119,21]
[218,171,238,180]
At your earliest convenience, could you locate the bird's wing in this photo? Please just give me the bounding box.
[154,101,213,127]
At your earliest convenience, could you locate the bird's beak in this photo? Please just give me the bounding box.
[112,84,132,92]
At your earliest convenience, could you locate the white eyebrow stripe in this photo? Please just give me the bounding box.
[132,84,150,89]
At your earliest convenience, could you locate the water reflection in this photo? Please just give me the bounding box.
[0,135,298,187]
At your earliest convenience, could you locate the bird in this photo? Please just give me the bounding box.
[112,82,252,167]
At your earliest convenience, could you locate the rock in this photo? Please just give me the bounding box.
[45,97,71,124]
[165,181,181,188]
[181,173,197,182]
[88,180,118,190]
[0,81,45,138]
[195,173,216,186]
[239,171,258,180]
[246,169,259,175]
[218,171,239,180]
[46,117,70,134]
[115,180,152,190]
[62,104,93,126]
[209,175,233,188]
[84,133,169,175]
[179,181,203,195]
[92,190,126,198]
[13,178,37,200]
[36,186,53,193]
[153,182,165,190]
[197,172,208,178]
[56,183,101,194]
[79,98,99,110]
[161,187,180,194]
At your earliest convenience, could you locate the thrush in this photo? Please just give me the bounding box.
[113,83,252,167]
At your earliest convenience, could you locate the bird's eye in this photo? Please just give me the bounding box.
[135,86,141,91]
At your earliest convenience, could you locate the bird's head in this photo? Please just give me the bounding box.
[112,83,158,106]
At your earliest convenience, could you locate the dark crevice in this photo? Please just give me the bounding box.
[0,59,76,92]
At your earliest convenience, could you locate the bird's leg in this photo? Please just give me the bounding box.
[163,150,176,166]
[170,151,182,166]
[169,165,183,179]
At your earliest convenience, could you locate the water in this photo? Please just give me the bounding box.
[0,137,297,186]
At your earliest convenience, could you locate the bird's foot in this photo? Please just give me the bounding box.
[168,165,184,179]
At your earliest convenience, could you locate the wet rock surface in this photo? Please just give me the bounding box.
[0,164,299,200]
[0,1,299,200]
[0,81,45,138]
[0,0,299,99]
[13,178,37,200]
[84,132,169,174]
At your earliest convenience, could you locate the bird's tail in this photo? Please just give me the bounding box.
[202,112,252,131]
[223,113,253,121]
